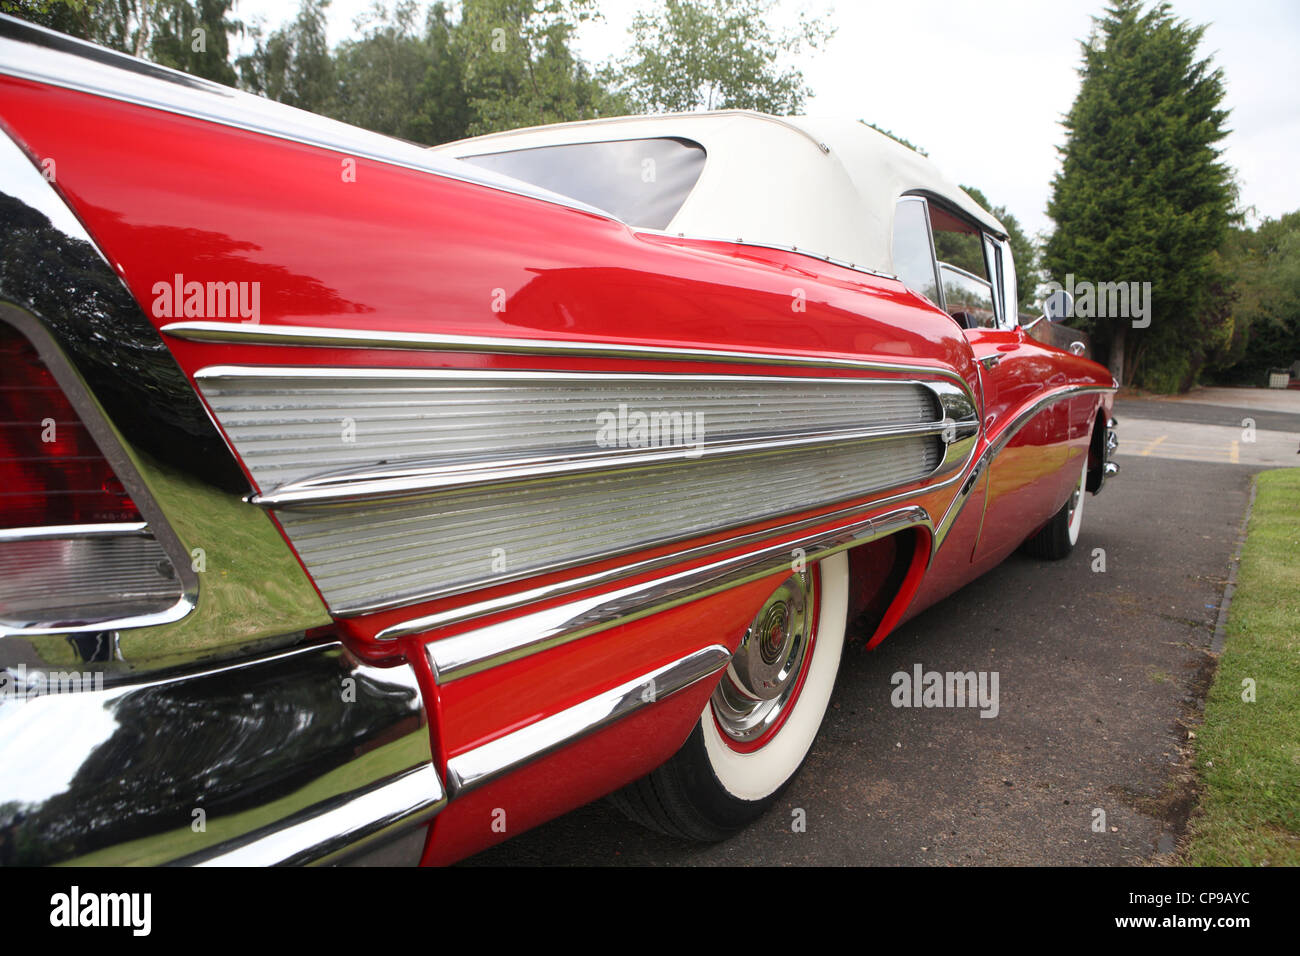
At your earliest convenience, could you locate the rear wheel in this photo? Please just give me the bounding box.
[1021,452,1088,560]
[610,552,849,841]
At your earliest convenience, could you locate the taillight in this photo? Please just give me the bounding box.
[0,321,184,631]
[0,323,140,527]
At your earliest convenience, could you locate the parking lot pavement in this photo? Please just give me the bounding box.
[1135,385,1300,416]
[1115,387,1300,466]
[1117,418,1296,466]
[460,397,1281,867]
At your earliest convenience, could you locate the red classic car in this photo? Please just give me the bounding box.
[0,15,1117,865]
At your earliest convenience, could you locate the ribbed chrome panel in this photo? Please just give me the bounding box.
[276,435,942,612]
[0,533,183,627]
[196,367,955,614]
[197,369,939,491]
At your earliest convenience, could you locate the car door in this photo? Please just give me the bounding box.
[892,196,1071,569]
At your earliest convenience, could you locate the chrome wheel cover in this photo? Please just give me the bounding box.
[711,570,816,745]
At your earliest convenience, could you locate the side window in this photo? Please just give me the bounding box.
[460,137,706,230]
[891,197,940,305]
[929,203,997,329]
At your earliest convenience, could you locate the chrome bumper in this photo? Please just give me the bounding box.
[1099,417,1120,489]
[0,642,443,866]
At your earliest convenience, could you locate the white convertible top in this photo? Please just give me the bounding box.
[429,110,1007,277]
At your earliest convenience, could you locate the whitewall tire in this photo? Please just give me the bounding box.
[609,552,849,840]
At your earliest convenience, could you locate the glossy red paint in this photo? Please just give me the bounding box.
[0,79,979,392]
[0,73,1117,865]
[421,675,719,866]
[430,574,780,759]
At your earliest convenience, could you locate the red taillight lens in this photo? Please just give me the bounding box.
[0,322,140,529]
[0,322,183,629]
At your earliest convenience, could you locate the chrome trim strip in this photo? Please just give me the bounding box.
[166,321,977,396]
[0,521,148,542]
[444,645,731,796]
[317,441,947,618]
[258,420,965,509]
[189,762,445,867]
[195,364,934,386]
[418,506,930,681]
[0,15,614,223]
[196,364,970,619]
[632,227,898,281]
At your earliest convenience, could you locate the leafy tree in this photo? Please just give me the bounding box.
[8,0,238,71]
[8,0,159,54]
[330,1,466,141]
[454,0,623,135]
[149,0,239,84]
[417,1,473,142]
[963,184,1038,314]
[613,0,833,114]
[237,0,337,115]
[1210,211,1300,384]
[1044,0,1237,391]
[2,0,105,43]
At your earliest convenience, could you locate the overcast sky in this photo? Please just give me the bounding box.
[241,0,1300,239]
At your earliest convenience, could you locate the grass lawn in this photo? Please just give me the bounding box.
[1182,468,1300,866]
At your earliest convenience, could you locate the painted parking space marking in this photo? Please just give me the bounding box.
[1117,417,1298,466]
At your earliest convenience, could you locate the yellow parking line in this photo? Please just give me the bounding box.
[1140,435,1168,456]
[1230,441,1240,464]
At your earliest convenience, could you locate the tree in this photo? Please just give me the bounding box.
[416,1,473,143]
[9,0,239,73]
[613,0,833,114]
[963,185,1039,314]
[1044,0,1237,391]
[329,1,469,142]
[453,0,623,135]
[237,0,337,115]
[149,0,240,84]
[1210,211,1300,384]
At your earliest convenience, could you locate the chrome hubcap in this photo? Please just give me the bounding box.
[712,570,815,744]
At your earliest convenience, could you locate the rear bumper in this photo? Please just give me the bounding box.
[0,641,442,866]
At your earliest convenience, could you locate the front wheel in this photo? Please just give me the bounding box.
[609,552,849,841]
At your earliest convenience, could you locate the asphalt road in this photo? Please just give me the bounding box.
[461,390,1297,866]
